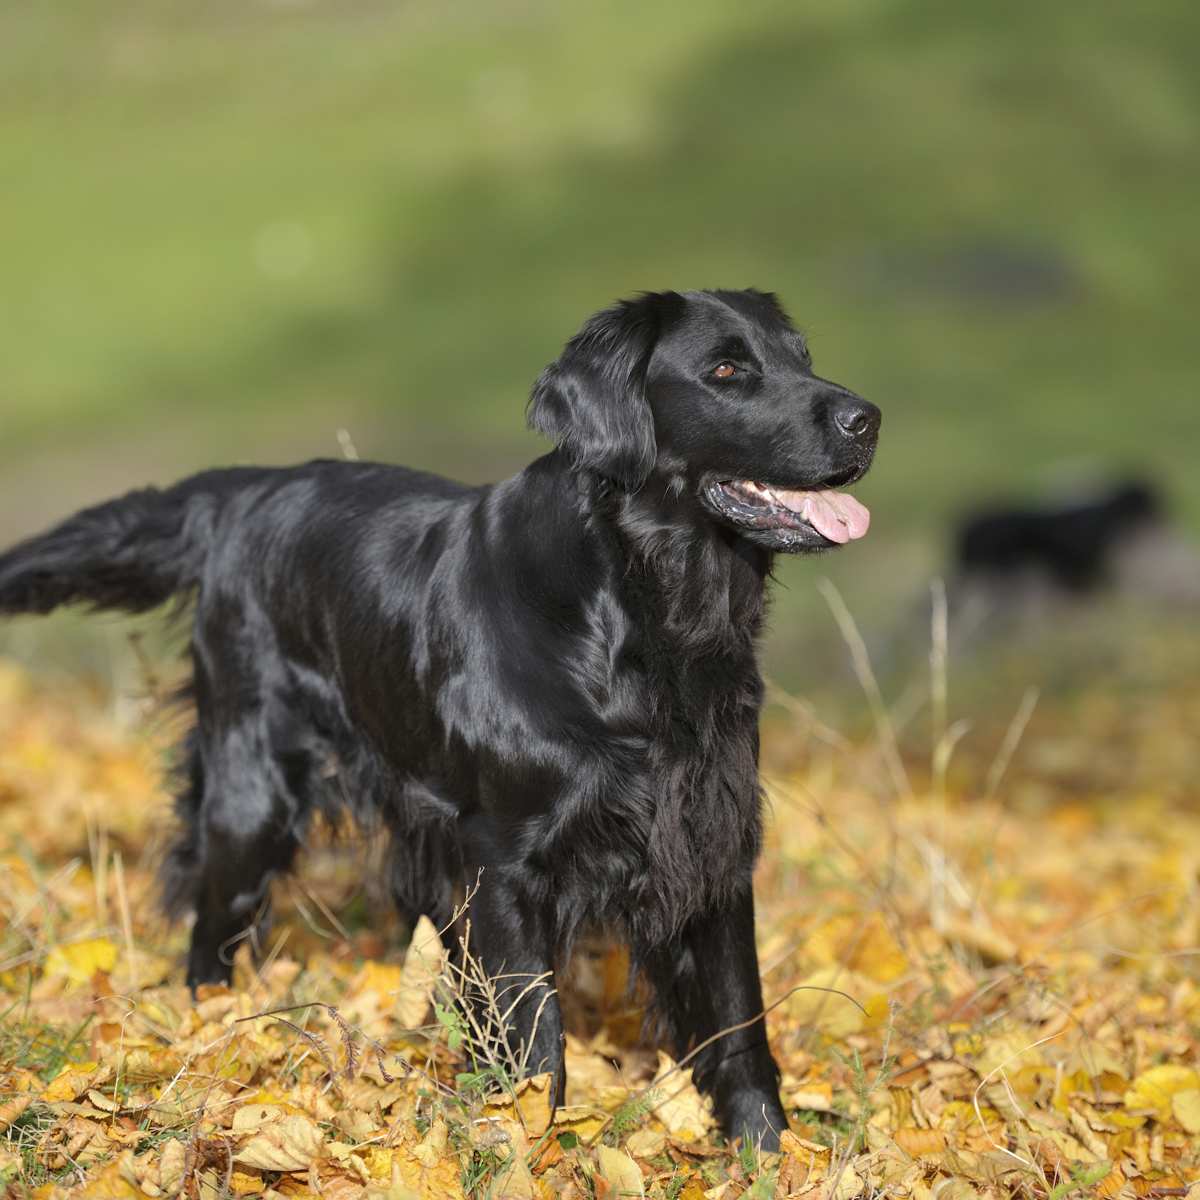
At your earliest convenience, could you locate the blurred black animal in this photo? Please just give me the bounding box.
[957,480,1162,592]
[0,289,880,1149]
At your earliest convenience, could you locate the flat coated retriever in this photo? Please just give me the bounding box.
[0,289,879,1148]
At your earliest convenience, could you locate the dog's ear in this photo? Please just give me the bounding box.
[528,295,669,490]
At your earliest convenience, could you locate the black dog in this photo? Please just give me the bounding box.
[0,289,879,1148]
[957,480,1161,592]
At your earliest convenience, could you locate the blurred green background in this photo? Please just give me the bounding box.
[2,0,1198,708]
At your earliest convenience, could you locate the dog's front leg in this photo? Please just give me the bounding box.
[456,856,566,1105]
[642,883,787,1150]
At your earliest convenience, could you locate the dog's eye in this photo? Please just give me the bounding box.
[712,362,737,380]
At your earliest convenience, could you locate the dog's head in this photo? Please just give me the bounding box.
[529,289,880,552]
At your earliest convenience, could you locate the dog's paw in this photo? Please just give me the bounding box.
[719,1089,786,1154]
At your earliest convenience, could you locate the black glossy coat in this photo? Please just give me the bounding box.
[0,289,880,1148]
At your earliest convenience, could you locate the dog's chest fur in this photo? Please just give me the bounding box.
[531,531,771,947]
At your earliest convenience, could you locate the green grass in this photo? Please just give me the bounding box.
[2,0,1199,682]
[0,1005,93,1084]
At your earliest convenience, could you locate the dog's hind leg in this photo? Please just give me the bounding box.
[179,716,309,989]
[161,726,208,928]
[170,621,320,989]
[389,825,457,943]
[387,783,460,940]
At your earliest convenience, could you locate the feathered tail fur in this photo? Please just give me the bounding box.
[0,469,250,617]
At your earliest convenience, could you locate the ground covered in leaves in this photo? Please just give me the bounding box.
[2,655,1200,1199]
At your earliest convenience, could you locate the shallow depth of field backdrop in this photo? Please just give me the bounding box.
[2,4,1200,1199]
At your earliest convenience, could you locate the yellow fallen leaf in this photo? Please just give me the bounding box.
[42,1062,110,1105]
[829,1161,864,1200]
[784,968,868,1038]
[232,1103,294,1134]
[625,1128,666,1159]
[649,1054,712,1141]
[492,1152,538,1199]
[195,1166,226,1200]
[806,913,909,982]
[114,951,174,991]
[1032,1123,1100,1166]
[0,1070,39,1133]
[552,1105,609,1141]
[1171,1087,1200,1133]
[787,1080,834,1112]
[1093,1161,1127,1200]
[237,1088,321,1119]
[482,1073,554,1138]
[0,1093,33,1134]
[862,991,893,1028]
[1124,1064,1200,1120]
[159,1139,187,1194]
[42,937,118,986]
[354,960,404,1001]
[71,1158,145,1199]
[972,1029,1046,1080]
[335,1106,379,1143]
[363,1157,422,1200]
[930,1180,978,1200]
[595,1145,644,1198]
[235,1113,325,1172]
[395,915,446,1029]
[1051,1067,1093,1113]
[362,1145,464,1200]
[893,1126,947,1156]
[410,1115,449,1168]
[779,1129,830,1168]
[40,1115,110,1170]
[86,1089,121,1114]
[228,1168,268,1196]
[563,1037,626,1103]
[939,916,1018,964]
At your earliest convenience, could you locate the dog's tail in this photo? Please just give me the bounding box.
[0,470,247,617]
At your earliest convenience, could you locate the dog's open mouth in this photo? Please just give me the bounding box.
[706,479,871,544]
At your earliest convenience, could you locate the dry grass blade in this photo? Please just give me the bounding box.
[984,685,1040,802]
[817,577,912,798]
[112,850,138,984]
[930,576,949,775]
[764,677,852,751]
[971,1029,1067,1166]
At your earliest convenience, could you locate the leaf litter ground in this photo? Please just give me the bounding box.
[1,655,1199,1200]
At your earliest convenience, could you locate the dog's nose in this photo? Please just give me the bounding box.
[833,398,881,441]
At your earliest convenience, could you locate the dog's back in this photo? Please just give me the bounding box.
[0,460,474,620]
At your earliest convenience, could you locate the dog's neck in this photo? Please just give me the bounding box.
[596,472,772,657]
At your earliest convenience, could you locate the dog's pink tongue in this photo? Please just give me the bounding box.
[777,488,871,544]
